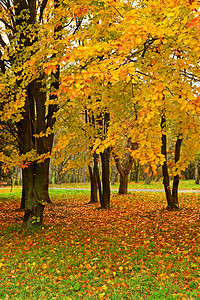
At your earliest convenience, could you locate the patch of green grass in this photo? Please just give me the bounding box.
[127,179,200,190]
[1,225,200,299]
[49,188,90,197]
[0,189,22,203]
[50,179,200,190]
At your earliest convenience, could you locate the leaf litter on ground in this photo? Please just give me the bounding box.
[0,190,200,299]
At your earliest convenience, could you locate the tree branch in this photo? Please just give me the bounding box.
[39,0,48,22]
[0,18,16,32]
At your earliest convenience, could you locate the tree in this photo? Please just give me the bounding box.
[114,138,138,194]
[0,0,69,227]
[57,0,200,209]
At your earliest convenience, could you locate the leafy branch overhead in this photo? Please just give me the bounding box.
[0,0,199,225]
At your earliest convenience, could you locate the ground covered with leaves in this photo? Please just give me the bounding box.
[0,190,200,299]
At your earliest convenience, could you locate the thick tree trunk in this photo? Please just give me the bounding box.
[119,173,128,194]
[100,148,110,209]
[20,158,51,209]
[22,162,45,227]
[17,78,57,227]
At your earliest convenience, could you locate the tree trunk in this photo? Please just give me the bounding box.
[161,115,174,208]
[194,160,199,184]
[43,158,51,203]
[20,158,51,209]
[20,170,25,209]
[172,174,179,206]
[110,164,118,185]
[82,166,86,184]
[161,115,179,209]
[172,137,182,206]
[119,173,128,194]
[95,154,103,205]
[100,147,111,209]
[22,162,45,228]
[114,139,137,194]
[144,164,153,184]
[135,160,140,183]
[88,165,98,203]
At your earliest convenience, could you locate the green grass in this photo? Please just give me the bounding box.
[50,179,200,190]
[0,190,200,299]
[1,179,199,197]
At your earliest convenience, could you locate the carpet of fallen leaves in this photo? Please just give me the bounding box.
[0,191,200,299]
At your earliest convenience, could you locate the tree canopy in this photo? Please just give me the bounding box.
[0,0,199,225]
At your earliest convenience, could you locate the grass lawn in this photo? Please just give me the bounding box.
[49,179,200,190]
[0,189,200,299]
[0,179,199,194]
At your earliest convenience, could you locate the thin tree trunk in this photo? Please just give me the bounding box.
[82,166,86,184]
[194,160,199,184]
[43,158,51,203]
[135,160,140,183]
[161,115,179,209]
[119,173,128,194]
[172,137,182,206]
[110,164,118,185]
[100,147,110,209]
[20,169,25,209]
[88,165,98,203]
[114,140,137,194]
[94,154,103,205]
[172,175,179,206]
[144,164,153,185]
[161,115,174,209]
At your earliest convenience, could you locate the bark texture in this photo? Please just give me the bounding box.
[161,115,182,209]
[114,139,138,194]
[194,160,199,184]
[100,147,111,208]
[86,109,111,209]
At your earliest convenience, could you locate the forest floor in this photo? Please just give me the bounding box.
[0,189,200,299]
